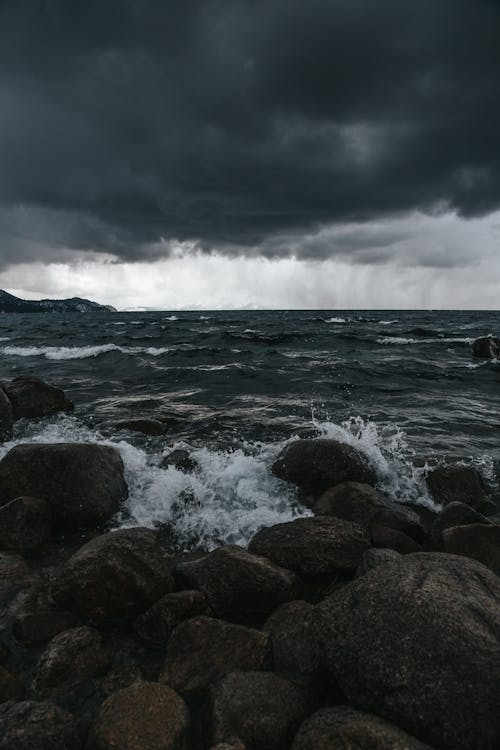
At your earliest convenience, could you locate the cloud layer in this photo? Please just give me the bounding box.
[1,0,500,272]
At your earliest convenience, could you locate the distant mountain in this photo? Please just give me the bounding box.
[0,289,116,313]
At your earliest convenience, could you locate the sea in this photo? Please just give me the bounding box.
[0,309,499,549]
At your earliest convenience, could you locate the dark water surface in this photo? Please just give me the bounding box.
[0,310,498,547]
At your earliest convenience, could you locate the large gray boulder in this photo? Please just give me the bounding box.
[174,545,302,623]
[0,496,52,552]
[472,335,500,359]
[291,706,434,750]
[426,465,489,510]
[52,528,174,622]
[35,626,109,692]
[263,601,323,677]
[431,501,492,546]
[272,439,376,496]
[4,376,73,420]
[248,516,370,575]
[0,389,13,443]
[443,523,500,575]
[0,443,127,531]
[315,553,500,750]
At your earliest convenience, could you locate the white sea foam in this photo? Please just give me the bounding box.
[377,336,473,345]
[325,317,347,323]
[1,344,173,360]
[378,320,398,325]
[0,337,10,341]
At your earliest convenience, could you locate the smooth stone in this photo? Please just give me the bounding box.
[160,616,272,696]
[443,523,500,574]
[0,496,52,552]
[432,501,492,545]
[262,601,323,677]
[4,376,74,420]
[134,589,209,647]
[426,465,489,510]
[272,439,376,496]
[356,547,402,576]
[35,626,109,691]
[0,443,127,531]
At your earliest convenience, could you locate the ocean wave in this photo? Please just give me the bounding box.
[163,315,179,321]
[377,336,473,345]
[378,320,398,325]
[325,317,347,323]
[0,344,174,360]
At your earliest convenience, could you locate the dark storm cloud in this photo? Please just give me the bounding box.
[0,0,500,267]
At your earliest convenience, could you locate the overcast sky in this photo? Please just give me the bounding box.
[1,0,499,309]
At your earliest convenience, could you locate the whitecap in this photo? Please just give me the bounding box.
[325,317,347,323]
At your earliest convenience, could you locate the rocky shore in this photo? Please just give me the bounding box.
[0,376,499,750]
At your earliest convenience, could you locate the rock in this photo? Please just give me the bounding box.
[12,609,77,645]
[431,501,492,545]
[0,443,127,531]
[174,545,302,623]
[0,700,82,749]
[160,449,198,473]
[134,590,209,647]
[0,497,52,552]
[315,553,500,750]
[369,524,422,554]
[97,418,167,436]
[86,682,190,750]
[98,663,143,698]
[248,516,370,575]
[272,439,376,496]
[208,671,319,750]
[472,335,500,359]
[0,666,24,703]
[0,389,13,442]
[209,742,246,750]
[262,601,322,677]
[426,465,489,510]
[356,547,402,576]
[443,523,500,574]
[291,706,435,750]
[4,376,74,420]
[0,552,31,603]
[160,616,272,696]
[35,626,109,691]
[52,528,174,622]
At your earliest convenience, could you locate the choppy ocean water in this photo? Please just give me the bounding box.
[1,309,499,548]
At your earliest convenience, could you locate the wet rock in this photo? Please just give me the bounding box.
[272,439,376,496]
[315,553,500,750]
[174,545,302,623]
[0,389,13,443]
[313,481,385,518]
[208,671,319,750]
[12,609,77,646]
[0,552,32,603]
[356,547,402,576]
[160,616,272,696]
[35,626,109,692]
[0,700,82,750]
[160,449,198,473]
[97,418,167,436]
[86,681,190,750]
[209,742,246,750]
[291,706,435,750]
[248,516,370,575]
[426,465,489,510]
[0,666,24,703]
[431,501,492,545]
[443,523,500,574]
[0,443,127,531]
[4,376,74,420]
[262,601,322,677]
[0,496,52,553]
[369,523,422,554]
[472,335,500,359]
[134,590,209,647]
[52,528,174,622]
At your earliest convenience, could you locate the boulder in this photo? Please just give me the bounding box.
[472,335,500,359]
[315,553,500,750]
[369,523,422,554]
[35,626,109,691]
[443,523,500,574]
[262,601,322,677]
[4,376,73,420]
[12,609,77,646]
[272,439,376,496]
[97,418,167,436]
[160,616,272,696]
[0,666,24,703]
[86,682,190,750]
[0,496,52,552]
[208,671,319,750]
[291,706,434,750]
[134,590,209,647]
[431,501,492,545]
[209,742,246,750]
[174,546,302,623]
[356,547,402,576]
[0,701,82,750]
[426,465,489,510]
[248,517,370,575]
[0,389,13,443]
[0,552,32,603]
[52,528,174,622]
[0,443,127,531]
[160,449,198,473]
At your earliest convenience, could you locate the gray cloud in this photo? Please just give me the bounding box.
[0,0,499,269]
